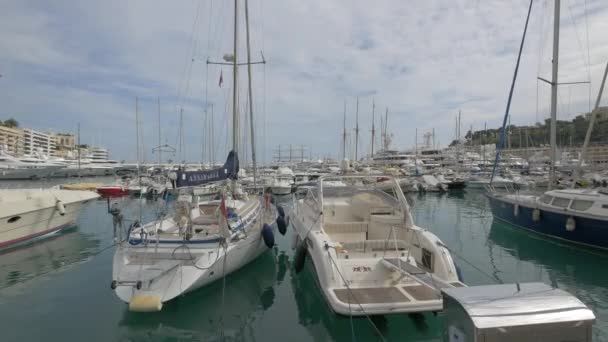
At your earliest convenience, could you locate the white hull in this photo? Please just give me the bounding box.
[271,186,292,195]
[112,197,278,311]
[0,166,61,180]
[0,189,99,249]
[290,176,463,316]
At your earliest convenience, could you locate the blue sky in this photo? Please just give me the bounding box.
[1,0,607,163]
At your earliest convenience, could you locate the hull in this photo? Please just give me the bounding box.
[0,167,59,180]
[97,186,128,196]
[113,199,278,310]
[271,186,292,195]
[487,194,608,250]
[0,201,89,249]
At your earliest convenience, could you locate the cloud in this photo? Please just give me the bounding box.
[0,0,607,162]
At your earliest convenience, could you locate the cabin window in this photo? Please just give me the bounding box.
[570,200,594,211]
[421,248,434,272]
[540,195,553,204]
[7,216,21,223]
[551,197,571,208]
[602,204,608,209]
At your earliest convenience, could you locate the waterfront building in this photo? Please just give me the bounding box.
[0,126,24,156]
[53,133,76,158]
[22,128,56,156]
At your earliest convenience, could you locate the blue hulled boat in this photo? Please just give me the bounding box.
[487,189,608,250]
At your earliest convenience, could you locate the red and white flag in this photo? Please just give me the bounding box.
[220,194,228,217]
[218,70,224,88]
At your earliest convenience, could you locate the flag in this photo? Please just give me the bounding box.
[218,70,223,88]
[220,194,228,217]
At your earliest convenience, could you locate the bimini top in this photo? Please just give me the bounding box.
[442,282,595,329]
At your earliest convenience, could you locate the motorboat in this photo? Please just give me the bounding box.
[289,175,464,316]
[97,184,129,196]
[487,189,608,250]
[0,189,99,249]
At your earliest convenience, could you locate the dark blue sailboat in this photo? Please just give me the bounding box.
[487,0,608,251]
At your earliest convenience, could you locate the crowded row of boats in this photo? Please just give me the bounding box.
[1,0,603,340]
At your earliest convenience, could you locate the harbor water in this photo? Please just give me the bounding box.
[1,182,607,341]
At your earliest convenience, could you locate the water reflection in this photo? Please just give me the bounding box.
[0,228,100,291]
[290,259,443,341]
[118,250,278,341]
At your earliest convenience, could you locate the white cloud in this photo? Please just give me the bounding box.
[0,0,607,162]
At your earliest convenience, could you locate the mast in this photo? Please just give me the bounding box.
[575,61,608,183]
[179,108,184,163]
[549,0,560,190]
[244,0,257,188]
[342,100,347,160]
[354,97,359,162]
[135,97,140,166]
[211,104,215,165]
[384,108,389,150]
[158,97,162,166]
[371,98,376,158]
[77,122,81,177]
[232,0,239,174]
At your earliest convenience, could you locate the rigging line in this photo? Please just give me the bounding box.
[490,0,534,185]
[326,252,387,342]
[566,0,591,79]
[583,0,591,113]
[174,0,204,117]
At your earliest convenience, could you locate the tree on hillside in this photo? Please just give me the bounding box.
[2,118,19,128]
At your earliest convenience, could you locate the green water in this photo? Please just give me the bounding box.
[1,188,607,341]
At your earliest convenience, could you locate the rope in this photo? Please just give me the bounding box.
[218,241,228,341]
[437,242,503,284]
[326,251,387,342]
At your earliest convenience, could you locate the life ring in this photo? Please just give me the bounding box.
[566,217,576,231]
[532,208,541,222]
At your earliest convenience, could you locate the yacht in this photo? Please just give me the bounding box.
[289,175,463,315]
[487,189,608,250]
[0,189,99,249]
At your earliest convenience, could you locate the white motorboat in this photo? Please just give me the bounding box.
[289,175,464,316]
[270,177,293,195]
[111,183,279,311]
[0,189,99,249]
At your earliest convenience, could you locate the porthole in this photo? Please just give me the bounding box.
[8,216,21,223]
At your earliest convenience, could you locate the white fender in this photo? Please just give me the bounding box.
[532,208,541,222]
[56,200,66,216]
[566,216,576,231]
[513,204,519,217]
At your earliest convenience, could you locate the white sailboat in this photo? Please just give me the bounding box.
[289,175,463,315]
[111,0,279,312]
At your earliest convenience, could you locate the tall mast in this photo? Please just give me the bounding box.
[342,100,347,160]
[549,0,560,189]
[244,0,257,188]
[157,97,162,166]
[232,0,239,161]
[135,97,140,166]
[371,98,376,158]
[384,108,389,150]
[354,97,359,162]
[211,104,215,165]
[179,108,184,162]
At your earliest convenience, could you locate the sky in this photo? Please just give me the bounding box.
[1,0,607,163]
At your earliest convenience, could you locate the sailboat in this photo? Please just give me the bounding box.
[487,0,608,250]
[111,0,279,312]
